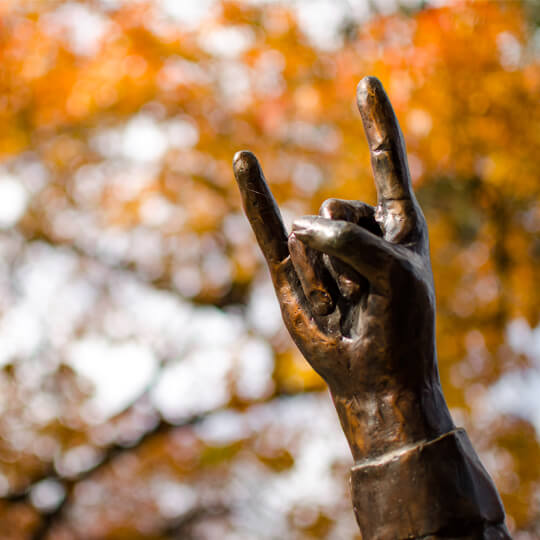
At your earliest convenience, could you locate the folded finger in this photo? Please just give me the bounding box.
[288,233,334,316]
[319,199,375,299]
[292,216,398,288]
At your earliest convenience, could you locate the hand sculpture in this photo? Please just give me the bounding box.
[234,76,453,458]
[233,77,510,539]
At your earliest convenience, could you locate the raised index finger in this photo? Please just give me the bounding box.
[232,150,289,268]
[356,76,412,202]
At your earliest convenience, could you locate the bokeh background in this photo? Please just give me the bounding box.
[0,0,538,538]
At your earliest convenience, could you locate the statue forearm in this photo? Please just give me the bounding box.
[330,362,455,462]
[329,360,509,539]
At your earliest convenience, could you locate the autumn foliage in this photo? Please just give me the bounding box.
[0,1,538,538]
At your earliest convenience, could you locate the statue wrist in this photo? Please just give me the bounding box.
[331,381,454,462]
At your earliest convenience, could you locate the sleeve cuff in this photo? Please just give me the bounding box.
[350,428,508,540]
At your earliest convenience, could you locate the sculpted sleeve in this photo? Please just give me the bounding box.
[350,428,512,540]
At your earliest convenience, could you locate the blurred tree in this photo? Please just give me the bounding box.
[0,1,538,538]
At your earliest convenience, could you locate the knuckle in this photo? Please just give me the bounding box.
[332,221,353,248]
[319,198,340,218]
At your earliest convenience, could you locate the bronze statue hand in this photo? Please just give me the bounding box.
[233,77,454,462]
[233,77,510,540]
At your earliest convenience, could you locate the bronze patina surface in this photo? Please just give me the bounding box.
[233,77,511,539]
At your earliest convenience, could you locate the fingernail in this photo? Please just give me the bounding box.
[233,150,258,176]
[292,228,308,241]
[292,217,315,231]
[356,76,384,105]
